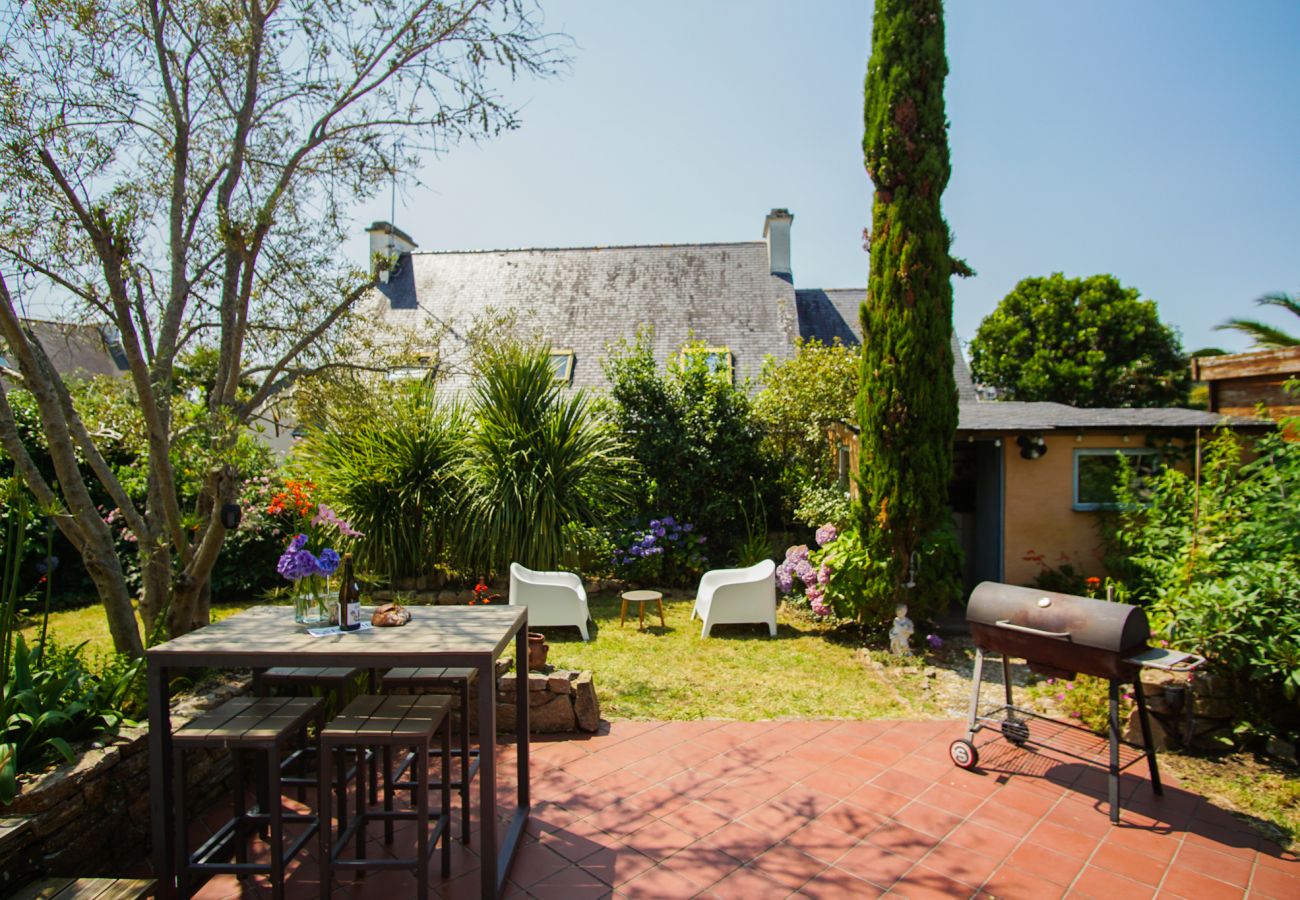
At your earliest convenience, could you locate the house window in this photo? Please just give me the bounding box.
[1073,449,1161,511]
[387,353,437,382]
[837,444,851,489]
[549,350,575,384]
[683,346,734,380]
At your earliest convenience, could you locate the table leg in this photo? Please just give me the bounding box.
[657,598,666,628]
[619,598,627,628]
[148,660,176,899]
[638,601,645,630]
[477,652,497,899]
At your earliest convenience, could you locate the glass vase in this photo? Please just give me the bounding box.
[293,576,331,626]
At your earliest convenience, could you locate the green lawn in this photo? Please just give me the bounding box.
[530,589,942,721]
[18,600,257,658]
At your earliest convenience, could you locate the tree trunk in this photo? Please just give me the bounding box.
[77,516,144,657]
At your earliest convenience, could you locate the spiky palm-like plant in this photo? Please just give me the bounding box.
[300,385,466,582]
[458,343,636,575]
[1216,291,1300,349]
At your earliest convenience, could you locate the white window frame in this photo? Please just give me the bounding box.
[548,349,575,384]
[682,346,734,381]
[1072,448,1161,511]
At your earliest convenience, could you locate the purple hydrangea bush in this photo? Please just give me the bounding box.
[776,524,839,617]
[612,515,708,585]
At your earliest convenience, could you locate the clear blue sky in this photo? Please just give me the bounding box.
[353,0,1300,355]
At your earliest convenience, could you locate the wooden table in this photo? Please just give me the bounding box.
[147,605,529,899]
[619,590,665,630]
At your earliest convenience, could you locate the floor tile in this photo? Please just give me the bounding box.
[159,719,1272,899]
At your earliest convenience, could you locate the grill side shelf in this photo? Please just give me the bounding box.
[1125,648,1206,672]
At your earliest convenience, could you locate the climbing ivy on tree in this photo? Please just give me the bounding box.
[970,273,1190,407]
[856,0,963,619]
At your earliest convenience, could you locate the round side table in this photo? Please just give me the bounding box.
[620,590,666,631]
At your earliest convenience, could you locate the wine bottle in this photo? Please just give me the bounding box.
[338,553,361,631]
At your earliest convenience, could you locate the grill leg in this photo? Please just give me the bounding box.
[1108,679,1121,824]
[1134,682,1163,795]
[965,648,985,741]
[1001,654,1014,708]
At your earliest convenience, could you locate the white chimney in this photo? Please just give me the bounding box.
[763,208,793,280]
[365,221,418,282]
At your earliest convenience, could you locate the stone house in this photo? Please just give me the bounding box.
[361,210,1264,592]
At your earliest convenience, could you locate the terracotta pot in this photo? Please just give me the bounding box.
[527,632,549,671]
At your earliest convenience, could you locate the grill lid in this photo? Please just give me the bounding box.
[967,582,1149,653]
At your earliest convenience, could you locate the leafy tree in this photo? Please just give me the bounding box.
[752,338,859,525]
[0,1,561,653]
[970,274,1190,407]
[857,0,963,618]
[603,332,776,558]
[1216,290,1300,349]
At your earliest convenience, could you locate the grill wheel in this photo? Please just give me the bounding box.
[949,739,979,769]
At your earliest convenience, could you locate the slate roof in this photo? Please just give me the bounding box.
[5,320,130,380]
[953,400,1253,432]
[371,241,799,392]
[795,288,978,401]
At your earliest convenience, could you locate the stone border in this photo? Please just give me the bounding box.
[0,677,248,893]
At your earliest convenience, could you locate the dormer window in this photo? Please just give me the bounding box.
[683,346,734,381]
[549,349,575,384]
[387,353,437,382]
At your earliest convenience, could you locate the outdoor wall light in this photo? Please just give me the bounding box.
[1017,434,1048,460]
[220,503,242,530]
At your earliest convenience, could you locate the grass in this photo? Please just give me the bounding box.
[530,588,943,721]
[1162,752,1300,850]
[18,600,257,657]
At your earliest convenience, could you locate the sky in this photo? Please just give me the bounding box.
[351,0,1300,356]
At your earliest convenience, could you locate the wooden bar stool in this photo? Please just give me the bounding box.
[253,666,369,803]
[171,696,324,900]
[380,666,480,844]
[319,694,452,900]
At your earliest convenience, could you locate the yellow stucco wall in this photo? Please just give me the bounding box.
[1001,431,1187,586]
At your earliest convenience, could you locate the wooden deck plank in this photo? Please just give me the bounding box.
[10,878,154,900]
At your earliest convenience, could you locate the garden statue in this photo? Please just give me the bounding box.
[890,603,914,656]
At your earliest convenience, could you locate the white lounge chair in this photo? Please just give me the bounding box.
[691,559,777,638]
[508,562,591,640]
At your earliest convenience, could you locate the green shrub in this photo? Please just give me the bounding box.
[1025,673,1134,736]
[1109,424,1300,739]
[812,518,960,631]
[1,636,142,803]
[603,332,777,560]
[753,339,860,526]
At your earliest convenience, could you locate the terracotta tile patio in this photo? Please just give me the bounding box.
[182,719,1297,898]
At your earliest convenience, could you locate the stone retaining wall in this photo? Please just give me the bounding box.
[0,678,249,894]
[1126,669,1255,753]
[496,671,600,734]
[387,662,602,736]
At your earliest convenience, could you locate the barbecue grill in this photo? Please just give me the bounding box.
[949,581,1203,823]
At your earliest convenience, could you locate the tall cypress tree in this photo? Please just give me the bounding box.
[857,0,962,615]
